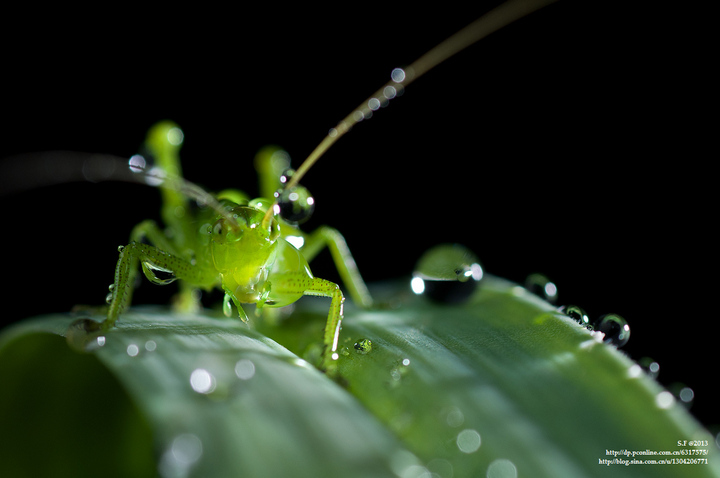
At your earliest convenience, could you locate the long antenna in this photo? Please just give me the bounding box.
[283,0,558,192]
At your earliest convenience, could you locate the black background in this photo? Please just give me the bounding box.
[2,2,716,428]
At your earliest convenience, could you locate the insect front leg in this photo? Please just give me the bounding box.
[266,273,345,373]
[104,221,208,330]
[300,226,373,309]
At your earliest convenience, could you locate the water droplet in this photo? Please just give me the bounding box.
[486,458,517,478]
[117,245,125,253]
[354,338,372,354]
[222,294,233,318]
[128,154,146,173]
[412,244,483,303]
[525,273,558,303]
[559,305,591,328]
[627,364,642,378]
[639,357,660,378]
[391,67,406,83]
[141,261,178,285]
[596,313,630,347]
[456,429,481,453]
[105,292,113,304]
[275,185,315,225]
[144,340,157,352]
[679,386,694,404]
[656,390,675,409]
[65,318,103,352]
[167,126,184,146]
[383,85,397,99]
[108,283,115,291]
[127,344,139,357]
[159,433,203,478]
[234,359,256,380]
[190,368,216,394]
[368,98,381,111]
[443,406,465,427]
[389,450,425,478]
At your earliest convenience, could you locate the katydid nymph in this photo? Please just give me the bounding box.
[50,0,557,374]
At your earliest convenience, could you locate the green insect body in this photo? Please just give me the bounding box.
[92,0,558,375]
[104,121,373,373]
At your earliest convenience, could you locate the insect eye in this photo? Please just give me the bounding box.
[275,185,315,225]
[210,221,226,243]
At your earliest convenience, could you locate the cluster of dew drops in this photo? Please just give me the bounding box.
[409,244,630,346]
[406,244,697,409]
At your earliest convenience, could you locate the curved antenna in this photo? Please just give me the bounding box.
[0,151,240,230]
[128,158,241,230]
[283,0,558,192]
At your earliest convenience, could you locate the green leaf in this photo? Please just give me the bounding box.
[1,276,719,478]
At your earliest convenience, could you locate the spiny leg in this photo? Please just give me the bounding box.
[301,226,373,308]
[128,219,203,313]
[267,274,345,374]
[105,240,204,330]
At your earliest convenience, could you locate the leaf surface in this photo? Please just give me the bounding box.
[1,276,718,477]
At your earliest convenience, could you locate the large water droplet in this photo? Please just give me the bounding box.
[411,244,483,303]
[596,313,630,347]
[525,273,558,303]
[275,185,315,225]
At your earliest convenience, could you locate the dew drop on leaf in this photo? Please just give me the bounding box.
[525,273,558,303]
[354,338,372,354]
[559,305,591,328]
[596,313,630,347]
[486,458,518,478]
[639,357,660,379]
[65,318,103,352]
[411,244,483,304]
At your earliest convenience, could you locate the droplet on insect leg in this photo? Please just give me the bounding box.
[411,244,483,304]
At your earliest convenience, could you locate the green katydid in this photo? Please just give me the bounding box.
[70,0,558,374]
